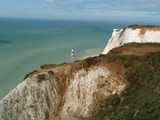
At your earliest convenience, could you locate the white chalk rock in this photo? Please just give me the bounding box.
[102,26,160,54]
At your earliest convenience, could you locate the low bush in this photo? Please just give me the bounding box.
[84,57,97,68]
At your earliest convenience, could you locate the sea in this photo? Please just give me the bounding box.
[0,18,159,100]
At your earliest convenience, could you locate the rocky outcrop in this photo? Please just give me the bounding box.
[102,25,160,54]
[0,57,128,120]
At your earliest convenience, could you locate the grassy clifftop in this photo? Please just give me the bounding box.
[96,43,160,120]
[127,24,160,29]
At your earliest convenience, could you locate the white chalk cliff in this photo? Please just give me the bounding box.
[102,25,160,54]
[0,61,127,120]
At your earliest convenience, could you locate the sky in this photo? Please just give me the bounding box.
[0,0,160,22]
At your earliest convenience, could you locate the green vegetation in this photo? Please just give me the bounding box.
[126,42,160,47]
[108,42,160,55]
[48,70,54,76]
[96,95,121,119]
[84,57,97,68]
[37,74,47,82]
[96,51,160,120]
[104,53,139,64]
[127,25,160,29]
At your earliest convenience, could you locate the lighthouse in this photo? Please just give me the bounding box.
[71,48,75,58]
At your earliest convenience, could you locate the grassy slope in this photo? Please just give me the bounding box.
[127,25,160,29]
[96,51,160,120]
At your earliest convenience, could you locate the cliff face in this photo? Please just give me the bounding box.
[102,25,160,54]
[0,57,128,120]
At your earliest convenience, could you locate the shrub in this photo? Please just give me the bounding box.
[84,57,97,68]
[37,74,47,82]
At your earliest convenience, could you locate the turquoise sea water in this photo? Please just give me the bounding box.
[0,18,159,100]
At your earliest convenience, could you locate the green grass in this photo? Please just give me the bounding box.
[96,51,160,120]
[126,42,160,47]
[84,57,97,68]
[127,25,160,29]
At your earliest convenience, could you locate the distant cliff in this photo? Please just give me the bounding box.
[102,25,160,54]
[0,25,160,120]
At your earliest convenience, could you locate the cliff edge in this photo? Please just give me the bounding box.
[102,25,160,54]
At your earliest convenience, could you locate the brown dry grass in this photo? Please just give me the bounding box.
[139,28,147,40]
[108,43,160,56]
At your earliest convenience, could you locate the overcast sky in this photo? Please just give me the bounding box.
[0,0,160,22]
